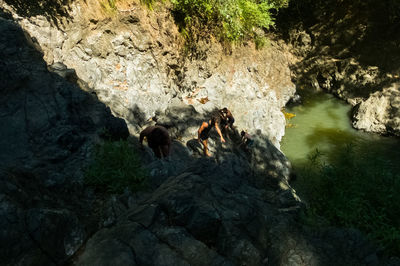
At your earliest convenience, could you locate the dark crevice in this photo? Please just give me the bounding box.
[116,238,140,266]
[23,214,59,266]
[138,223,194,264]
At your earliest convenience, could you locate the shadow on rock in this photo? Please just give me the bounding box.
[277,0,400,100]
[0,15,131,265]
[3,0,73,23]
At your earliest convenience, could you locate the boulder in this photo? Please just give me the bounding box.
[353,83,400,136]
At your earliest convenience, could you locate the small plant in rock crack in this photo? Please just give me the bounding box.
[99,0,117,14]
[85,140,148,193]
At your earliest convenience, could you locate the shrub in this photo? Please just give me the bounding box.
[296,143,400,256]
[254,35,268,49]
[169,0,289,45]
[85,140,148,193]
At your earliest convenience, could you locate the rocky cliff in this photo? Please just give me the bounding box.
[0,0,394,265]
[2,0,296,147]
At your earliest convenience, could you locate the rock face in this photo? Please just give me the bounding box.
[0,15,128,265]
[77,155,297,266]
[2,0,295,148]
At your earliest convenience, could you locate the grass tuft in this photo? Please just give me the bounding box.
[85,140,148,193]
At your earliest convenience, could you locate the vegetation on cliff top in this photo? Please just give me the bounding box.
[168,0,288,46]
[4,0,289,46]
[101,0,289,47]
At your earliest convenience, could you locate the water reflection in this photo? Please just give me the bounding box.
[282,91,354,164]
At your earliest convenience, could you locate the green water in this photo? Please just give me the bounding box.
[281,91,400,168]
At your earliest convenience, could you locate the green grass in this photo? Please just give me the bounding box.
[296,142,400,256]
[85,140,148,193]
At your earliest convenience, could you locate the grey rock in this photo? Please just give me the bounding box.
[6,0,296,144]
[48,62,78,82]
[353,83,400,136]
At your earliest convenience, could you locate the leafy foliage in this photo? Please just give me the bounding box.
[297,143,400,256]
[169,0,289,44]
[85,140,148,193]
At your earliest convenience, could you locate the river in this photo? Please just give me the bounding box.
[281,90,400,170]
